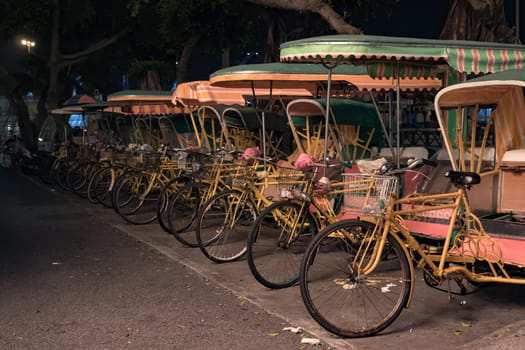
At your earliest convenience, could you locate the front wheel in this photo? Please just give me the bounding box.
[113,172,163,225]
[300,220,411,338]
[247,200,317,289]
[196,190,257,263]
[168,181,209,247]
[156,176,188,235]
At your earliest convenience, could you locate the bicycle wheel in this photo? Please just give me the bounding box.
[53,158,71,191]
[247,200,317,289]
[110,170,131,210]
[113,172,163,224]
[168,181,208,247]
[68,161,97,199]
[196,190,257,263]
[300,220,411,338]
[156,176,188,235]
[87,166,106,204]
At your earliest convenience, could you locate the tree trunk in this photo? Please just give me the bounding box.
[261,9,287,62]
[139,71,162,90]
[176,32,201,84]
[46,0,63,110]
[6,94,36,150]
[440,0,518,43]
[245,0,362,34]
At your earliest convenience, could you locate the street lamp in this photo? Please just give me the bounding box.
[21,39,36,54]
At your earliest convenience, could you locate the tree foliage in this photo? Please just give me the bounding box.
[0,0,135,149]
[0,0,520,150]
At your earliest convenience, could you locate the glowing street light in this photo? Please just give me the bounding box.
[21,39,36,54]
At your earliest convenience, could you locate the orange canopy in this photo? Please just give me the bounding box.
[173,80,313,107]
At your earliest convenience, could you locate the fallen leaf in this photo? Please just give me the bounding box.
[461,322,472,327]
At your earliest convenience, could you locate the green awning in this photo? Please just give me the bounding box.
[107,90,173,102]
[467,67,525,83]
[280,34,525,78]
[210,62,368,81]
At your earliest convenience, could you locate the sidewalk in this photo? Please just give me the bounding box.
[102,204,525,350]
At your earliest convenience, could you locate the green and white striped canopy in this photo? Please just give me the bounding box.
[280,34,525,78]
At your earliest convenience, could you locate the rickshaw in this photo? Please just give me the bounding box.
[163,80,314,247]
[277,33,525,337]
[210,62,442,288]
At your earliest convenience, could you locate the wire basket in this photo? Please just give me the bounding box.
[113,151,129,167]
[275,167,306,198]
[230,163,258,189]
[128,152,161,170]
[98,148,114,163]
[342,173,398,217]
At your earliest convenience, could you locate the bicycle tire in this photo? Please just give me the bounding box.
[300,219,411,338]
[113,172,163,224]
[168,181,208,247]
[156,176,188,235]
[68,161,97,199]
[110,170,132,210]
[53,158,71,191]
[196,189,257,263]
[87,166,107,204]
[247,200,317,289]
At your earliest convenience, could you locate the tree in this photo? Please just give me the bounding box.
[0,0,133,149]
[245,0,362,34]
[245,0,518,45]
[156,0,260,83]
[440,0,518,43]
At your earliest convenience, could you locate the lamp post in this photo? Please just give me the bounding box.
[21,39,36,54]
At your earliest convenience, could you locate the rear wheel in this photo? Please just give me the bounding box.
[247,200,317,289]
[300,220,411,338]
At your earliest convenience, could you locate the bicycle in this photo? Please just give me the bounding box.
[112,149,183,225]
[194,156,292,263]
[246,159,354,289]
[87,146,130,207]
[299,159,525,338]
[161,149,247,247]
[66,144,101,199]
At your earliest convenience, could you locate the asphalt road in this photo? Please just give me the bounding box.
[0,167,332,350]
[1,166,525,350]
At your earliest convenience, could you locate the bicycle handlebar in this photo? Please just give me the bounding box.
[309,162,343,169]
[379,158,437,176]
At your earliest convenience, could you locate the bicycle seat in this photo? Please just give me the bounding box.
[444,170,481,186]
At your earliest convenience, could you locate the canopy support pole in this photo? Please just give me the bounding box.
[249,80,269,171]
[321,59,337,177]
[396,64,401,168]
[368,92,394,155]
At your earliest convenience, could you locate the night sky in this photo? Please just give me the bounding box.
[356,0,523,41]
[1,1,524,92]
